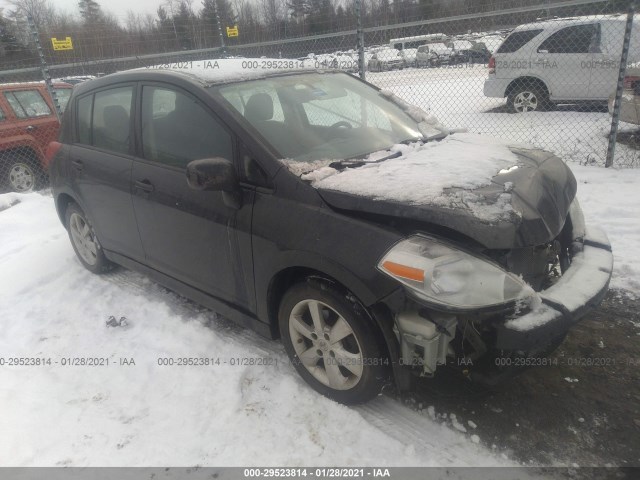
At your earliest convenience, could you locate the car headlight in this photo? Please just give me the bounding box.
[378,235,536,310]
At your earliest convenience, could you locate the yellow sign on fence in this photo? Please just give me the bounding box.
[226,26,239,38]
[51,37,73,51]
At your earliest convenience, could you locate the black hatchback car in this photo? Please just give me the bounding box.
[49,64,613,404]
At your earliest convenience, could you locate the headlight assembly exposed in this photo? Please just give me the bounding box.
[378,235,536,310]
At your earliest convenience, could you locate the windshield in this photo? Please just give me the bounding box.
[212,72,422,163]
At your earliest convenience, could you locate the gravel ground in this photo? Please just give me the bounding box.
[402,290,640,475]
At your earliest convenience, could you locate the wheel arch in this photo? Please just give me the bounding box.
[267,265,370,338]
[506,76,550,97]
[54,192,78,226]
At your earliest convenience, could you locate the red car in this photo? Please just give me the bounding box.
[0,82,72,192]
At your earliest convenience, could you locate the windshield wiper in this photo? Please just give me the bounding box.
[329,150,402,171]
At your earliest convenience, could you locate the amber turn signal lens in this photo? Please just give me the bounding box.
[381,261,425,282]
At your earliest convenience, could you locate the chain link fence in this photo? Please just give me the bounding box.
[1,0,638,194]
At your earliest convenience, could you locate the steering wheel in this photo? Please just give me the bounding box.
[330,121,353,129]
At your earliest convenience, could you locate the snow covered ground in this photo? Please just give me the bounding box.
[0,192,521,467]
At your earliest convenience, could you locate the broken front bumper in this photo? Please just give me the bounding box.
[496,225,613,352]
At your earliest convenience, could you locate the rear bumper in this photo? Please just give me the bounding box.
[496,225,613,352]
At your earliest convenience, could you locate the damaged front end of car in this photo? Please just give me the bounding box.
[346,146,612,387]
[376,196,612,387]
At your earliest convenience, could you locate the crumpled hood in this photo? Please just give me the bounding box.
[311,135,576,249]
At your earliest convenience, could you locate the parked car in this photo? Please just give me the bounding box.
[368,49,404,71]
[608,65,640,124]
[0,82,72,192]
[484,15,640,113]
[49,67,612,404]
[416,43,453,67]
[400,48,418,67]
[449,41,492,64]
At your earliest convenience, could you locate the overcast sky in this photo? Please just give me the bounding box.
[0,0,185,22]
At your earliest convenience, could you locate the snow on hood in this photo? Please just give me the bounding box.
[304,132,526,221]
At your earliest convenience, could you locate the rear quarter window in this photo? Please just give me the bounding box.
[496,29,543,53]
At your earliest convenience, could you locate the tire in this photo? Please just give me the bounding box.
[508,84,551,113]
[4,156,43,193]
[278,280,385,404]
[65,202,113,274]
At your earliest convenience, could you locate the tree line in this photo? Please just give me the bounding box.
[0,0,633,70]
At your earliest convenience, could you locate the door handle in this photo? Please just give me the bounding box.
[72,160,83,172]
[134,179,154,193]
[26,125,37,132]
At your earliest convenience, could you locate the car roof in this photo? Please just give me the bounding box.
[70,59,337,96]
[512,14,625,32]
[0,82,72,89]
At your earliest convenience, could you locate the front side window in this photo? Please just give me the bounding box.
[497,29,543,53]
[538,24,599,54]
[141,86,233,168]
[4,89,52,119]
[214,73,422,163]
[92,86,134,155]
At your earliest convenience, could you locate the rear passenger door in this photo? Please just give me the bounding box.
[534,24,598,100]
[131,83,251,305]
[69,84,145,261]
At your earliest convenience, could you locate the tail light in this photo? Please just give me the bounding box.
[623,75,640,90]
[488,56,496,74]
[44,141,62,169]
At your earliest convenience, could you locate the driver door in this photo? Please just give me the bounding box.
[131,84,252,306]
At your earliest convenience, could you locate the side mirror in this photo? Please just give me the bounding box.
[186,157,237,192]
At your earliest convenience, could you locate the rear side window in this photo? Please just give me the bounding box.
[92,87,134,155]
[4,89,52,118]
[538,24,599,54]
[496,29,543,53]
[0,107,5,121]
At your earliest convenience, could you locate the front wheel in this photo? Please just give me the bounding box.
[65,202,113,274]
[279,281,385,404]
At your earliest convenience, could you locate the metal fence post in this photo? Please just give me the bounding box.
[606,2,636,168]
[27,15,62,120]
[213,0,227,58]
[355,0,365,80]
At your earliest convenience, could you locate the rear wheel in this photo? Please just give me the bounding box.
[65,202,113,274]
[508,84,551,113]
[8,161,37,192]
[279,281,385,404]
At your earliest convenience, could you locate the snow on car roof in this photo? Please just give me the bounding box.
[513,14,626,32]
[132,58,319,86]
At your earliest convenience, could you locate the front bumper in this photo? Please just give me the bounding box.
[483,75,510,98]
[496,225,613,352]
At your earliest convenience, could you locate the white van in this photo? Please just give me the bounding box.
[484,15,640,112]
